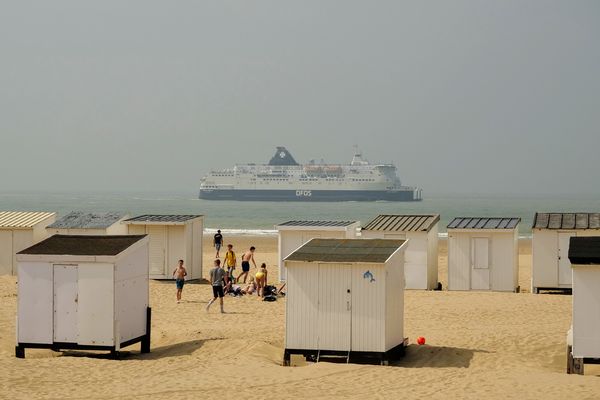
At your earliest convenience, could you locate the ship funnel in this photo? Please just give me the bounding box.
[268,146,299,166]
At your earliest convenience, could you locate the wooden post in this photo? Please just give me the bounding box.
[141,307,151,354]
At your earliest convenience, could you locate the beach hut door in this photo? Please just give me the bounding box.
[558,232,575,285]
[471,238,490,290]
[317,264,351,351]
[148,226,167,275]
[53,264,78,343]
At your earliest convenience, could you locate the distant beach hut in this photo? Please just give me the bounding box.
[566,236,600,374]
[531,213,600,293]
[124,215,203,280]
[361,214,440,290]
[0,211,56,275]
[447,217,520,292]
[46,211,129,236]
[275,220,360,282]
[283,238,408,365]
[15,235,151,358]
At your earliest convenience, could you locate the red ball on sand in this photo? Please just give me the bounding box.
[417,336,426,345]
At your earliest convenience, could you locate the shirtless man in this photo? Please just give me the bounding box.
[237,246,256,284]
[172,259,187,303]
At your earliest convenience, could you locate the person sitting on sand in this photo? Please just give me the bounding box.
[172,259,187,303]
[237,246,256,284]
[243,276,257,295]
[255,263,268,297]
[206,259,226,313]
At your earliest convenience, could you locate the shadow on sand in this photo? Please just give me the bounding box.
[390,344,491,368]
[60,338,222,360]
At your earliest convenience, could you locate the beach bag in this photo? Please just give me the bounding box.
[264,285,277,296]
[263,295,277,302]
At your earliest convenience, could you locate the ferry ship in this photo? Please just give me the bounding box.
[198,147,422,201]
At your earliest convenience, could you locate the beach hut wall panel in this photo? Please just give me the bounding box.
[276,220,360,282]
[361,215,439,289]
[15,235,151,358]
[283,239,407,363]
[447,217,520,292]
[125,215,203,280]
[567,237,600,369]
[46,212,129,236]
[0,212,56,275]
[532,213,600,293]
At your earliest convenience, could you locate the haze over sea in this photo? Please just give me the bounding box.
[1,191,598,237]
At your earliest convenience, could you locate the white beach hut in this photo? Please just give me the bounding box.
[124,215,203,280]
[566,236,600,374]
[15,235,151,358]
[361,214,440,290]
[531,213,600,293]
[0,211,56,275]
[46,211,129,236]
[276,220,360,282]
[283,238,408,365]
[447,217,520,292]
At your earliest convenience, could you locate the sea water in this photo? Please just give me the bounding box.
[1,191,598,237]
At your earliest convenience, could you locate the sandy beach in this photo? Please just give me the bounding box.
[1,235,599,399]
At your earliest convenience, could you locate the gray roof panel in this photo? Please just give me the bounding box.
[48,211,126,229]
[447,217,521,230]
[533,213,600,230]
[125,215,202,223]
[362,214,440,232]
[278,220,357,227]
[18,235,146,256]
[286,238,405,263]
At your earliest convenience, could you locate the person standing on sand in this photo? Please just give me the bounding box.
[172,259,187,303]
[223,244,237,282]
[206,259,226,313]
[237,246,256,283]
[255,263,268,297]
[213,229,223,258]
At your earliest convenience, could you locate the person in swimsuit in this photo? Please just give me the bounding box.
[206,259,226,313]
[237,246,256,284]
[172,259,187,303]
[255,263,268,297]
[213,229,223,258]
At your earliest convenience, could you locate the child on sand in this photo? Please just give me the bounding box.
[223,244,237,283]
[237,246,256,284]
[255,263,268,297]
[172,259,187,303]
[206,259,226,313]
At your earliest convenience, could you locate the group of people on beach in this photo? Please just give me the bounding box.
[172,229,281,313]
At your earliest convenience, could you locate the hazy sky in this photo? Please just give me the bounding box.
[1,1,598,195]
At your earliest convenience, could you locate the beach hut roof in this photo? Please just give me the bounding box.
[568,237,600,265]
[0,211,55,228]
[362,214,440,232]
[447,217,520,230]
[533,213,600,230]
[48,211,126,229]
[285,238,405,263]
[18,235,146,256]
[124,215,203,224]
[277,220,357,227]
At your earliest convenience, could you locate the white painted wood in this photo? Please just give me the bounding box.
[285,261,319,349]
[572,265,600,358]
[532,229,558,289]
[77,263,114,346]
[385,251,405,351]
[0,230,12,275]
[17,262,53,344]
[427,225,439,290]
[53,265,78,343]
[558,232,575,286]
[148,225,167,277]
[351,263,385,352]
[318,263,351,351]
[471,237,490,290]
[448,233,471,290]
[167,225,185,274]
